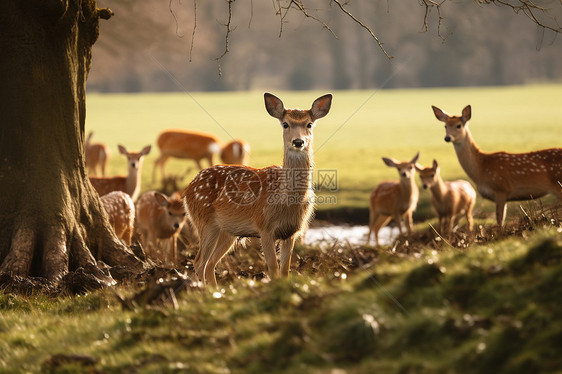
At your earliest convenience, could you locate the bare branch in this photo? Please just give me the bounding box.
[189,0,197,62]
[331,0,393,59]
[214,0,236,76]
[485,0,562,34]
[169,0,183,38]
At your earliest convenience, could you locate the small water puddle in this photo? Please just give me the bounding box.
[303,225,399,247]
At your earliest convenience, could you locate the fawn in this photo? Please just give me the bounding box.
[90,145,151,202]
[416,159,476,236]
[136,191,187,265]
[432,105,562,226]
[367,152,420,247]
[152,130,221,182]
[183,93,332,287]
[100,191,135,246]
[85,131,111,176]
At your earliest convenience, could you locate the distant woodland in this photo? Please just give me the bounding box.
[88,1,562,92]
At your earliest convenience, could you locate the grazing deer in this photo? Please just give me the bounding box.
[152,130,221,182]
[416,160,476,236]
[367,153,420,247]
[90,145,151,202]
[221,139,250,165]
[100,191,135,246]
[432,105,562,226]
[85,131,111,176]
[136,191,187,264]
[183,93,332,287]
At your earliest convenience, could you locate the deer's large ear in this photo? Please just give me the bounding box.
[141,145,151,156]
[461,105,471,123]
[118,145,127,155]
[432,159,439,170]
[432,106,449,123]
[382,157,398,168]
[311,94,332,121]
[154,192,169,207]
[411,152,420,164]
[264,93,285,120]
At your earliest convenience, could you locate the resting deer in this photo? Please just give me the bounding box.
[100,191,135,246]
[85,131,111,176]
[367,152,420,247]
[221,139,250,165]
[183,93,332,287]
[90,145,151,202]
[432,105,562,226]
[153,130,221,182]
[416,159,476,236]
[136,191,187,265]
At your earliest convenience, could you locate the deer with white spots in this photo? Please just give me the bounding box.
[85,131,111,176]
[183,93,332,287]
[432,105,562,227]
[367,153,420,247]
[100,191,136,246]
[135,191,187,265]
[90,145,151,202]
[416,159,476,236]
[221,139,250,165]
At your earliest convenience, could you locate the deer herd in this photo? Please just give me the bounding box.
[85,95,561,286]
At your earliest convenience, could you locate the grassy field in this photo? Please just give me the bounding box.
[0,85,560,373]
[1,228,561,373]
[86,84,562,219]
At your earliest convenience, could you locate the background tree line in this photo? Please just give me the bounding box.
[88,0,562,92]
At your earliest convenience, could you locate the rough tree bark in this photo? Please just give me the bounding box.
[0,0,144,291]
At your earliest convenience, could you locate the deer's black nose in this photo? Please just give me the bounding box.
[423,184,428,189]
[174,222,180,229]
[293,139,304,148]
[444,136,451,142]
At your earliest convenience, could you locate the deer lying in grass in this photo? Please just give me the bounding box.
[416,159,476,237]
[221,139,250,165]
[85,131,110,176]
[367,153,420,247]
[183,93,332,287]
[136,191,187,265]
[432,105,562,226]
[152,130,221,182]
[100,191,135,246]
[90,145,151,202]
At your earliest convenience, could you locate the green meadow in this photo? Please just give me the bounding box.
[0,85,560,373]
[86,84,562,219]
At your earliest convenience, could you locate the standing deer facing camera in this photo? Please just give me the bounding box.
[183,93,332,287]
[367,153,420,247]
[432,105,562,227]
[416,159,476,236]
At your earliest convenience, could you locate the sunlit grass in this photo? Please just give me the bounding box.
[1,228,561,372]
[86,84,562,217]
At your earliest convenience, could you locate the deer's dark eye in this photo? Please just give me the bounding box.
[307,123,312,128]
[168,211,172,216]
[456,124,462,129]
[283,122,289,129]
[430,174,434,178]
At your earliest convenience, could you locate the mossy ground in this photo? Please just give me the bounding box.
[1,212,561,373]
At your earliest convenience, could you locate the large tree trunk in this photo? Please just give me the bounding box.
[0,0,144,291]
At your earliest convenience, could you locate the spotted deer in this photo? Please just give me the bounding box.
[100,191,135,246]
[183,93,332,287]
[152,130,221,182]
[90,145,151,202]
[367,153,420,247]
[416,160,476,236]
[221,139,250,165]
[136,191,187,264]
[432,105,562,226]
[85,131,111,176]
